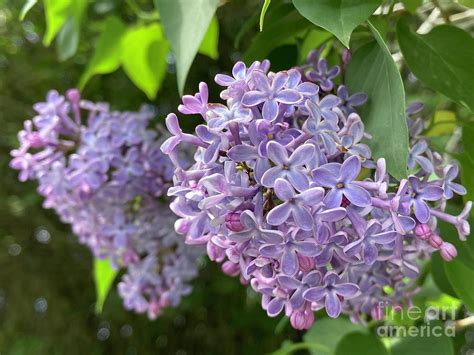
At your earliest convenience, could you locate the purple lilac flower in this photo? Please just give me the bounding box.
[11,90,204,319]
[161,48,471,329]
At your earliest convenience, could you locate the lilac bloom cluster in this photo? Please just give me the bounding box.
[162,49,471,330]
[10,90,203,319]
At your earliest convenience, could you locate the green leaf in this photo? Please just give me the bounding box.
[56,17,78,61]
[198,17,219,60]
[20,0,38,21]
[391,322,454,355]
[154,0,219,94]
[303,317,366,355]
[243,9,312,62]
[431,253,457,297]
[445,259,474,312]
[55,0,87,61]
[461,124,474,203]
[260,0,271,31]
[458,0,474,7]
[346,22,408,180]
[397,19,474,112]
[121,23,169,100]
[79,16,127,89]
[93,258,118,314]
[335,332,388,355]
[292,0,382,47]
[425,111,456,137]
[402,0,423,13]
[43,0,72,46]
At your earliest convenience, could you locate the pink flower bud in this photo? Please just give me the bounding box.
[225,211,245,232]
[440,242,457,261]
[290,309,315,330]
[66,88,81,103]
[429,234,443,249]
[298,254,315,272]
[222,261,240,276]
[415,223,431,240]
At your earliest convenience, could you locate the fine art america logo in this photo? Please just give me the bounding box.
[375,301,458,338]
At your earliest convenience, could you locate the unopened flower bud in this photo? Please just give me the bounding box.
[66,88,80,103]
[222,260,240,276]
[290,309,315,330]
[225,211,245,232]
[415,223,431,240]
[298,254,315,272]
[440,242,457,261]
[429,234,443,249]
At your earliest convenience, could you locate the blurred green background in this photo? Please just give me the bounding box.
[0,1,301,353]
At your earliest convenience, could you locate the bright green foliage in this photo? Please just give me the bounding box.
[79,16,127,89]
[397,19,474,112]
[346,23,408,180]
[154,0,219,94]
[121,23,169,100]
[260,0,272,31]
[334,332,388,355]
[199,17,220,60]
[93,258,118,314]
[425,111,456,137]
[292,0,382,47]
[303,317,365,355]
[43,0,71,45]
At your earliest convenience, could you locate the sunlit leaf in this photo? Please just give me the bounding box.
[20,0,38,21]
[154,0,219,94]
[121,23,169,100]
[335,332,388,355]
[43,0,71,46]
[260,0,271,31]
[397,18,474,112]
[303,317,365,355]
[292,0,382,47]
[79,16,127,89]
[198,17,219,60]
[346,22,408,180]
[93,258,118,314]
[425,111,456,137]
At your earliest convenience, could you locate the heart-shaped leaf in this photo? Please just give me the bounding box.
[292,0,382,47]
[154,0,219,94]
